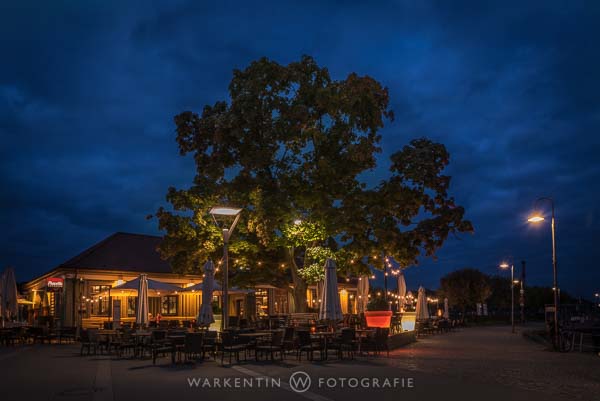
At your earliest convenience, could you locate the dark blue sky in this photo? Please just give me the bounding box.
[1,1,599,298]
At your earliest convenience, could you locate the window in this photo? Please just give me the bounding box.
[127,297,137,317]
[255,289,269,316]
[89,285,110,316]
[161,296,177,316]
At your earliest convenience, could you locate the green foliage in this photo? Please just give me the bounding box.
[341,138,474,269]
[439,268,492,312]
[367,294,389,311]
[156,56,472,311]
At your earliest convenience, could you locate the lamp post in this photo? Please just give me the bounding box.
[499,262,515,333]
[527,197,559,347]
[210,206,242,330]
[594,293,599,309]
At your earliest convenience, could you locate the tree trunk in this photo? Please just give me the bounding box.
[288,247,308,313]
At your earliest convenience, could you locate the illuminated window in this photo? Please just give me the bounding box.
[161,295,178,316]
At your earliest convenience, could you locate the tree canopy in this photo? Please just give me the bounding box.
[155,55,473,311]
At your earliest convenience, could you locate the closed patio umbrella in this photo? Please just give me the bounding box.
[397,270,407,309]
[357,275,369,313]
[415,286,429,320]
[135,274,149,327]
[2,267,18,323]
[319,258,343,322]
[443,298,449,319]
[316,280,324,307]
[197,260,215,327]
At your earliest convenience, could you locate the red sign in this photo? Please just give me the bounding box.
[47,278,64,290]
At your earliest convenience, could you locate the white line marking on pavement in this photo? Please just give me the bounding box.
[92,358,114,401]
[231,365,333,401]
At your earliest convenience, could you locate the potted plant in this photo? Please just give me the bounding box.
[364,295,393,328]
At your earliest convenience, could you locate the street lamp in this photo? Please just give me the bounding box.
[499,262,515,333]
[527,197,559,347]
[210,206,242,330]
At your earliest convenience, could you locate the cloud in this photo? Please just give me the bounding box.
[1,0,598,297]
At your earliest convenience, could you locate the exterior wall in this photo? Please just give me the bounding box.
[23,268,358,327]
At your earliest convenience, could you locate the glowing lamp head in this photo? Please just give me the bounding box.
[499,262,510,269]
[527,214,545,223]
[209,206,242,216]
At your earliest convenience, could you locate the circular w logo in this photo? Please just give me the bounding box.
[289,371,312,393]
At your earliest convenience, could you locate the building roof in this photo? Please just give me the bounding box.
[60,232,172,274]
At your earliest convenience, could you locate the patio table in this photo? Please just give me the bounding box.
[311,331,338,359]
[355,329,375,354]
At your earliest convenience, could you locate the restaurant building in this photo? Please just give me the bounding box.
[22,232,358,328]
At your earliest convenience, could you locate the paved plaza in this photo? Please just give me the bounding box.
[1,325,598,401]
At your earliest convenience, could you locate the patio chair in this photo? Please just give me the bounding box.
[80,329,98,356]
[202,330,218,360]
[220,331,246,365]
[116,330,137,357]
[180,332,204,363]
[329,328,357,360]
[59,327,77,344]
[282,327,296,353]
[256,330,284,361]
[362,327,389,357]
[144,330,168,359]
[296,330,323,361]
[228,316,240,329]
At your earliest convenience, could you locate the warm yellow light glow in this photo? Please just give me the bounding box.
[209,207,242,216]
[293,219,302,225]
[528,215,545,223]
[499,262,510,269]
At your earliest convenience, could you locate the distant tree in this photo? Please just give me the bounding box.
[155,56,473,311]
[487,275,512,311]
[439,268,491,314]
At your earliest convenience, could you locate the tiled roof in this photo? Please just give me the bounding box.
[60,232,172,273]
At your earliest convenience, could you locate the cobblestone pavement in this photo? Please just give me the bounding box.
[1,325,598,401]
[385,324,600,400]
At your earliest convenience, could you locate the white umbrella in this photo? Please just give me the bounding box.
[197,260,215,327]
[318,258,343,322]
[415,286,429,320]
[2,267,18,322]
[135,274,149,327]
[357,275,369,313]
[397,270,407,309]
[443,298,449,319]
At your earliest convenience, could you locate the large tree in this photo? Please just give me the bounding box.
[155,56,472,311]
[439,268,492,314]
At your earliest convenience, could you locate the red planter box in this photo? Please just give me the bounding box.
[364,310,392,328]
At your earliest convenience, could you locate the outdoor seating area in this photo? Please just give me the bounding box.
[0,313,401,366]
[70,319,395,366]
[415,317,462,338]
